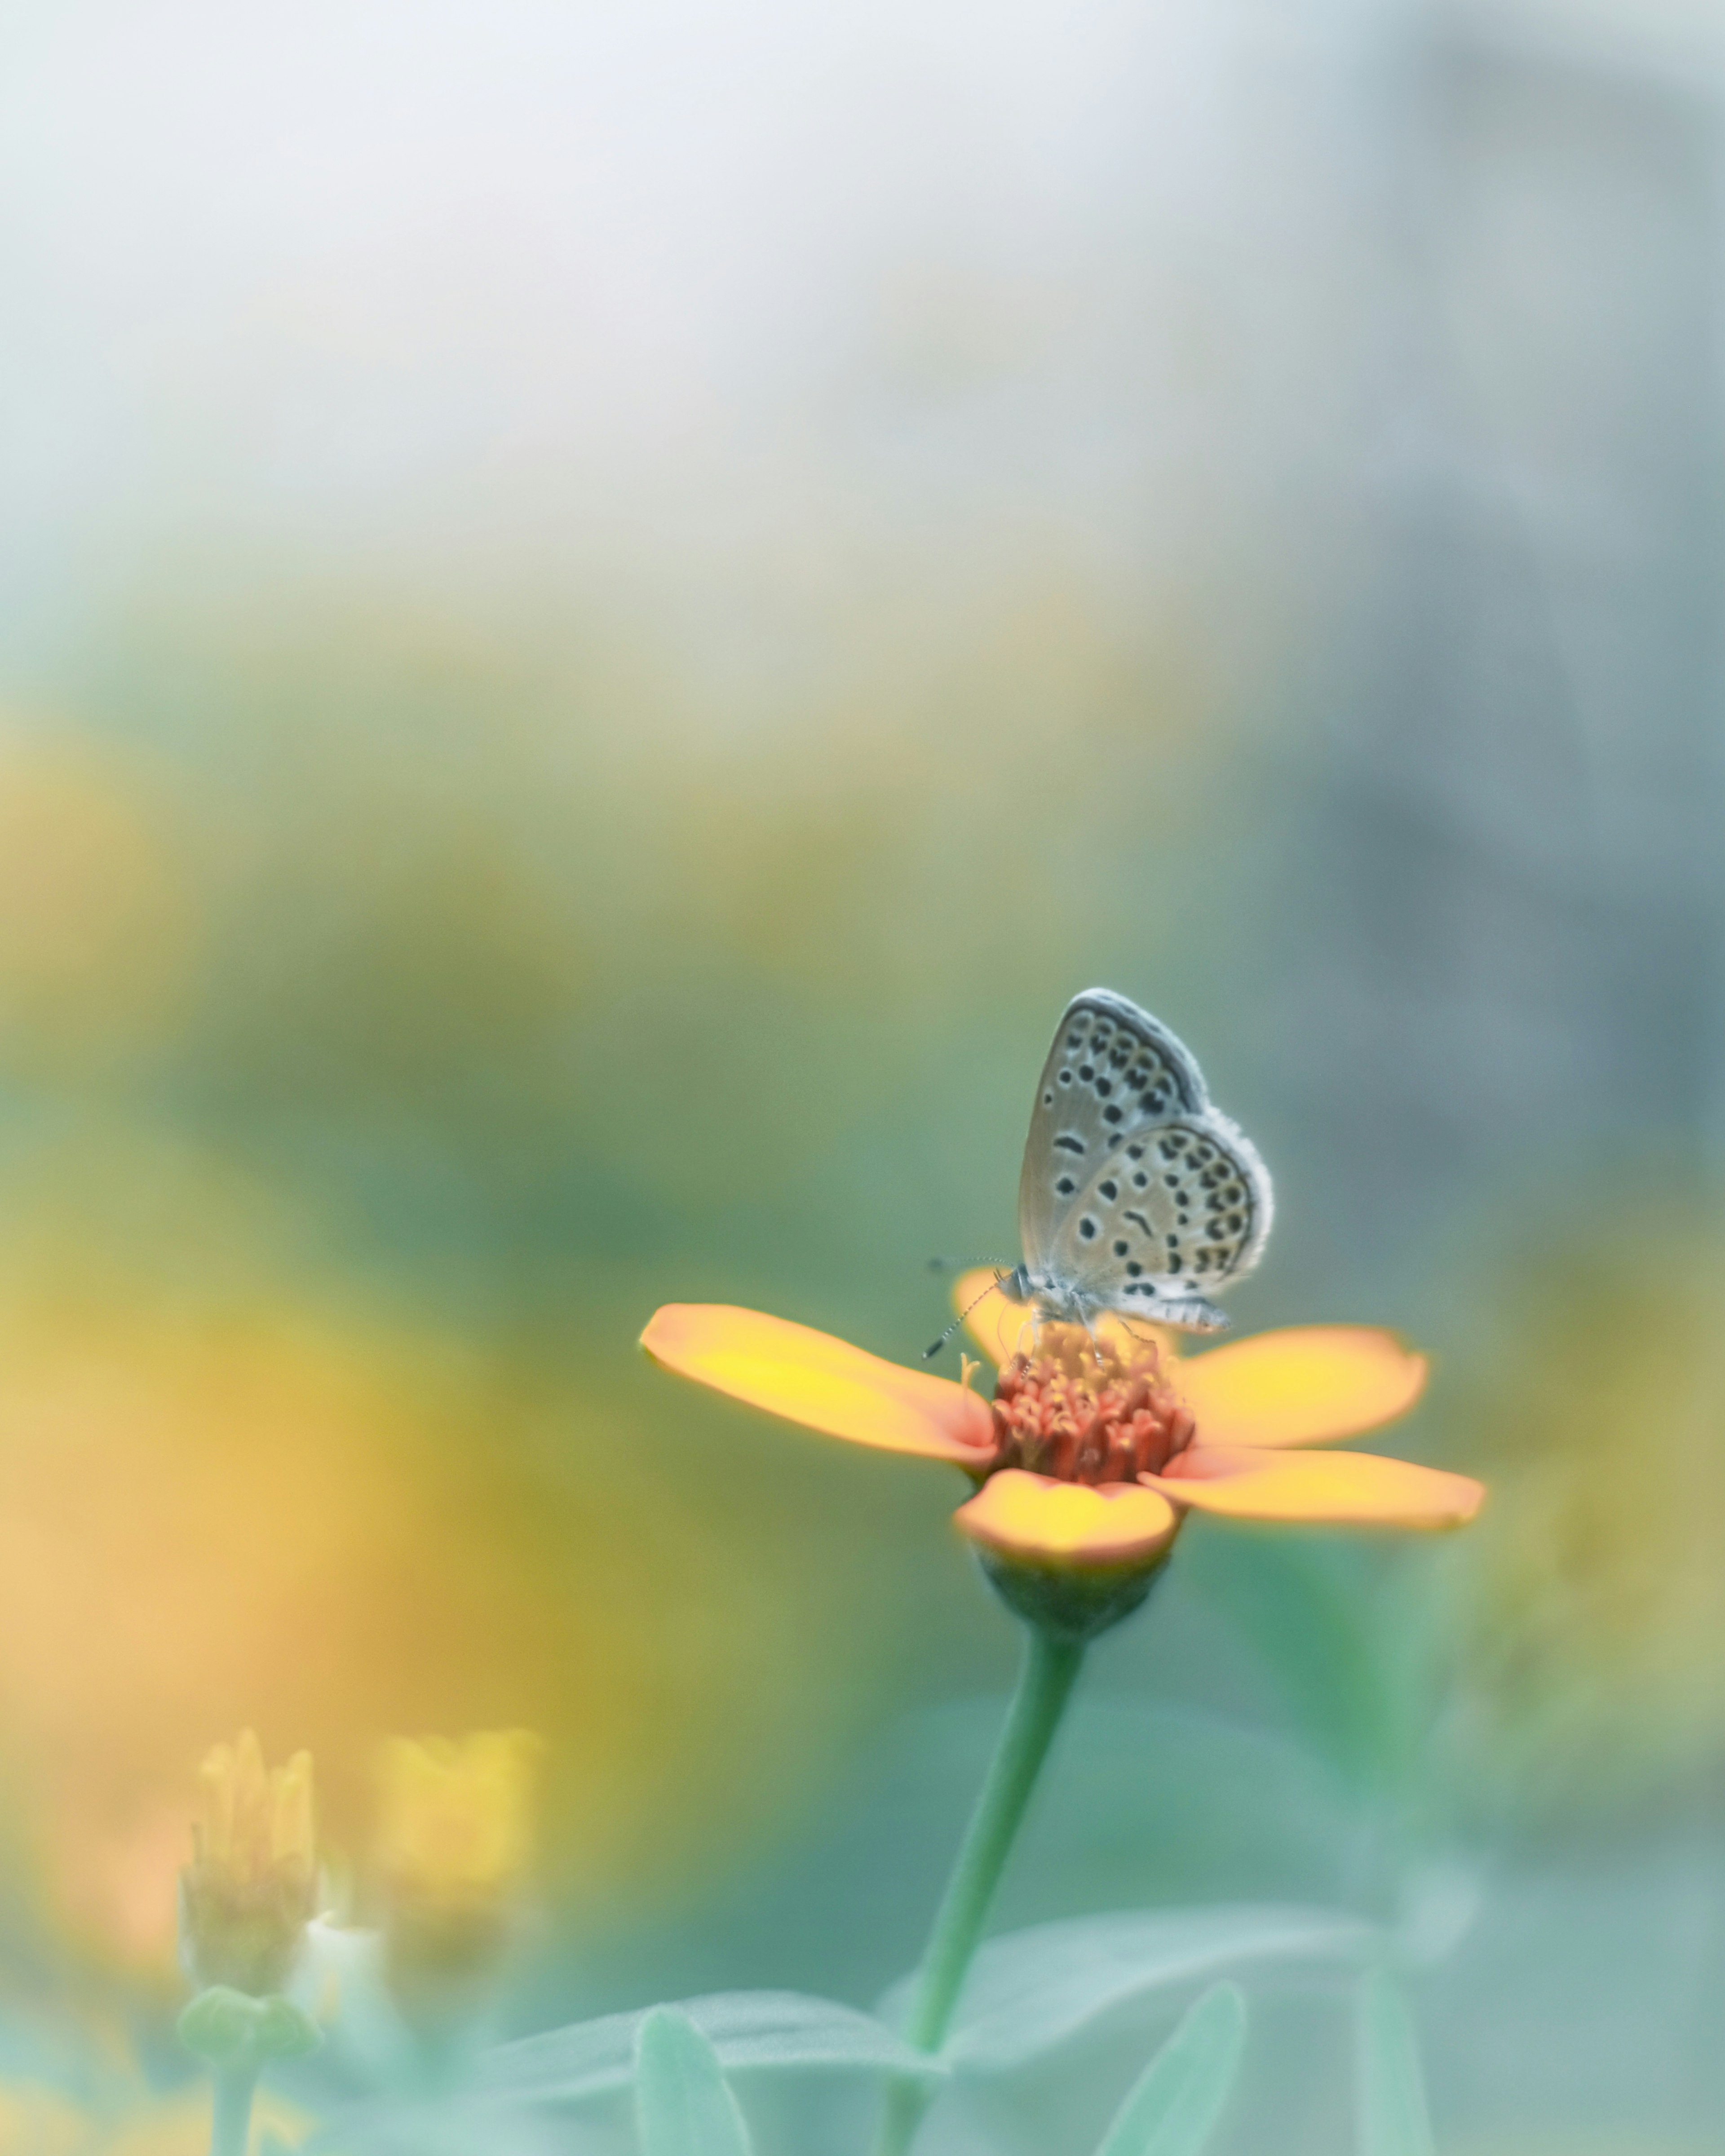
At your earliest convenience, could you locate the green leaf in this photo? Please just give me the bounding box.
[1184,1535,1404,1789]
[304,2105,575,2154]
[635,2008,754,2156]
[1093,1984,1246,2156]
[472,1991,942,2106]
[1356,1972,1435,2156]
[880,1905,1371,2072]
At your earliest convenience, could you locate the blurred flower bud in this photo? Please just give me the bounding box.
[181,1730,317,1997]
[372,1730,541,2028]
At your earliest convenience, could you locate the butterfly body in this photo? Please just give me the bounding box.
[1009,988,1272,1338]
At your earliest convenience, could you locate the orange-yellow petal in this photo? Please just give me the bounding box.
[954,1469,1180,1566]
[952,1269,1179,1368]
[641,1304,995,1463]
[1144,1445,1482,1529]
[1174,1326,1427,1449]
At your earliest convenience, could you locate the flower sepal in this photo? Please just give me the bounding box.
[956,1469,1181,1639]
[177,1985,322,2072]
[973,1544,1172,1642]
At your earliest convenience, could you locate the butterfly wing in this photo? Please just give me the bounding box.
[1039,1111,1273,1330]
[1018,989,1208,1271]
[1017,989,1272,1331]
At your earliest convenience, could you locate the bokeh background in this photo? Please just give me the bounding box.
[2,0,1724,2149]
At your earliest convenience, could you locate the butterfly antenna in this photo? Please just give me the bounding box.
[924,1271,1006,1361]
[925,1255,1010,1273]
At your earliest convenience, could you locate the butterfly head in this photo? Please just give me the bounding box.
[997,1264,1035,1307]
[1001,1262,1227,1338]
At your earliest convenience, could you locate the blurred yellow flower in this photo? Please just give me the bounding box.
[181,1732,316,1997]
[374,1730,541,2020]
[1451,1207,1725,1799]
[0,1252,835,1983]
[375,1730,539,1907]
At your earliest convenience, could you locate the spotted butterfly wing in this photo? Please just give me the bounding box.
[1017,990,1272,1331]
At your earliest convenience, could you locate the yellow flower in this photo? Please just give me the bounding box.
[373,1731,541,2020]
[180,1731,316,1997]
[641,1277,1482,1626]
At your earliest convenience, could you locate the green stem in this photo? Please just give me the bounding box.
[871,1624,1086,2156]
[209,2061,259,2156]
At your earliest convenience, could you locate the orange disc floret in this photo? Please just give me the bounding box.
[989,1329,1194,1485]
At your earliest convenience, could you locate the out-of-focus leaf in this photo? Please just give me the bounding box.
[307,2100,578,2154]
[472,1991,943,2105]
[1182,1535,1410,1792]
[880,1905,1370,2071]
[635,2007,754,2156]
[1355,1972,1435,2156]
[1393,1860,1483,1967]
[1093,1983,1246,2156]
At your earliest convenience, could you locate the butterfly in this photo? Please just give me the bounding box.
[931,989,1273,1356]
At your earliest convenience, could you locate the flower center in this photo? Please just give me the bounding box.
[987,1325,1194,1486]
